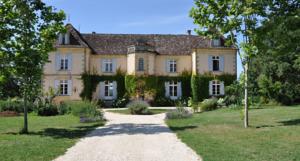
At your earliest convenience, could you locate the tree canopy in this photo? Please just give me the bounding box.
[0,0,65,133]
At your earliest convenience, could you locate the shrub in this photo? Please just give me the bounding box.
[224,81,243,106]
[217,98,225,107]
[127,100,150,115]
[151,97,175,106]
[166,106,192,119]
[57,102,70,115]
[0,99,24,113]
[200,98,218,111]
[37,103,59,116]
[66,101,103,122]
[112,95,130,108]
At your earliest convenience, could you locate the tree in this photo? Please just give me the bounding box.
[252,0,300,105]
[0,0,65,133]
[190,0,267,128]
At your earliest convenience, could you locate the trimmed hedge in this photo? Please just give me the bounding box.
[125,74,191,101]
[80,71,126,100]
[80,71,235,106]
[191,73,236,102]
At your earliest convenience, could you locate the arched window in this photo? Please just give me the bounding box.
[138,58,144,71]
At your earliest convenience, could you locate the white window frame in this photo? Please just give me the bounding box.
[169,60,177,73]
[169,81,178,99]
[104,81,114,99]
[212,80,221,96]
[59,80,68,96]
[103,59,113,73]
[137,58,144,71]
[60,55,69,70]
[212,56,220,71]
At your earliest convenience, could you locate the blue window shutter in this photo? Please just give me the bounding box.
[220,81,225,95]
[208,56,213,71]
[178,82,182,98]
[112,59,117,73]
[209,81,213,96]
[165,82,170,97]
[54,80,59,94]
[68,80,72,96]
[58,33,63,44]
[165,60,170,73]
[67,54,72,71]
[101,59,106,72]
[55,54,60,71]
[220,55,225,71]
[113,81,117,99]
[65,32,70,44]
[99,82,105,99]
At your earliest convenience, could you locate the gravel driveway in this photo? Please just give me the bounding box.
[54,111,202,161]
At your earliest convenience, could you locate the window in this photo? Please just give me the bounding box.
[59,33,70,45]
[103,59,113,72]
[169,81,178,97]
[59,80,68,95]
[104,81,114,97]
[212,80,221,95]
[212,56,220,71]
[169,60,177,73]
[212,39,221,47]
[60,55,69,70]
[138,58,144,71]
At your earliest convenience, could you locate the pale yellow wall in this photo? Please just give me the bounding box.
[42,75,83,102]
[127,53,135,74]
[192,51,197,75]
[89,54,127,75]
[44,48,86,75]
[43,45,236,102]
[127,52,156,75]
[155,55,192,76]
[194,48,237,75]
[43,47,91,102]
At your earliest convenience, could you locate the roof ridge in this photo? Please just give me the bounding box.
[80,33,203,37]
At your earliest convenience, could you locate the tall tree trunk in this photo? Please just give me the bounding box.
[23,92,28,133]
[244,62,249,128]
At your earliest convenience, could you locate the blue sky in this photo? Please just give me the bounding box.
[44,0,242,76]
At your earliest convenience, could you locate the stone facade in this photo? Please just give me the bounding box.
[43,24,237,102]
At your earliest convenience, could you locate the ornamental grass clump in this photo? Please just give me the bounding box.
[66,101,104,122]
[127,100,150,115]
[166,106,192,119]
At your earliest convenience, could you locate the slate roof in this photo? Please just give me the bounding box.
[63,24,232,55]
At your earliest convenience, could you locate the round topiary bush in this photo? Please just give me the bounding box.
[126,100,150,115]
[200,98,218,111]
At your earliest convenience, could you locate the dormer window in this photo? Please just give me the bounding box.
[212,39,221,47]
[58,32,70,45]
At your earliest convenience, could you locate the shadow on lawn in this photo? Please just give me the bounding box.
[278,119,300,126]
[5,123,104,139]
[255,118,300,128]
[5,123,178,138]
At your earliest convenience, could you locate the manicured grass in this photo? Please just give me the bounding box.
[107,109,169,115]
[0,114,104,161]
[166,105,300,161]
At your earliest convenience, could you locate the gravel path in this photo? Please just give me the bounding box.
[54,111,202,161]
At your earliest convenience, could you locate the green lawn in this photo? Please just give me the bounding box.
[0,114,104,161]
[166,105,300,161]
[107,109,169,115]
